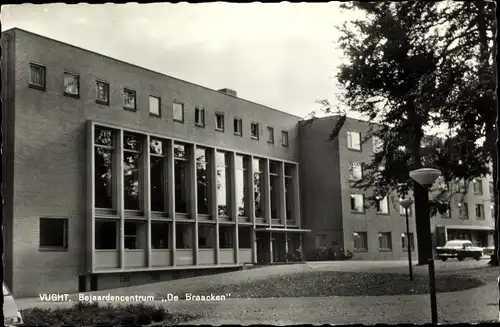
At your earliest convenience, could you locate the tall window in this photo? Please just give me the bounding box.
[285,164,294,220]
[195,107,205,127]
[316,234,327,248]
[124,221,146,249]
[349,162,363,181]
[281,131,289,147]
[39,218,68,250]
[176,223,193,249]
[251,122,259,139]
[238,226,252,248]
[123,133,142,211]
[350,194,364,213]
[149,95,161,117]
[196,147,210,215]
[376,196,389,214]
[347,131,361,151]
[96,80,110,105]
[458,203,469,219]
[198,224,215,248]
[399,204,412,216]
[123,88,136,111]
[216,151,231,216]
[372,136,383,153]
[378,232,392,251]
[253,158,265,218]
[64,72,80,97]
[235,155,248,217]
[95,220,118,249]
[215,113,225,131]
[174,143,189,214]
[402,232,415,250]
[29,63,46,89]
[473,179,483,195]
[94,127,114,209]
[173,102,184,122]
[441,202,451,218]
[219,225,234,248]
[151,222,169,249]
[267,127,274,144]
[150,138,166,212]
[475,204,485,219]
[234,118,243,136]
[269,161,280,219]
[353,232,368,251]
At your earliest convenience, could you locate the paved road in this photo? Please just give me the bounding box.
[17,260,499,324]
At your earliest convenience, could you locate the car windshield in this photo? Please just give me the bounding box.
[3,284,10,296]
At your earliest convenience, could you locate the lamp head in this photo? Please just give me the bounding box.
[409,168,442,187]
[399,198,414,209]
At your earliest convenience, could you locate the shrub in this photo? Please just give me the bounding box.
[20,302,198,327]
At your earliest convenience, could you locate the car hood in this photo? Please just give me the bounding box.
[3,295,22,319]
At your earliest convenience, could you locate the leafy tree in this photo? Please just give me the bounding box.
[328,1,492,264]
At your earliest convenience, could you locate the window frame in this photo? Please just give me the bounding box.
[63,71,80,98]
[378,232,393,251]
[194,106,206,127]
[372,136,383,154]
[315,233,327,249]
[267,126,275,144]
[349,162,363,181]
[475,203,485,219]
[215,112,225,132]
[350,194,365,213]
[39,217,69,251]
[281,130,289,147]
[347,131,362,151]
[250,122,260,140]
[352,231,368,252]
[173,101,185,123]
[233,117,243,136]
[123,88,137,112]
[29,62,46,91]
[473,179,483,195]
[95,80,110,106]
[376,196,390,215]
[149,95,161,117]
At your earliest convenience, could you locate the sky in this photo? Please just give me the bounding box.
[1,3,365,120]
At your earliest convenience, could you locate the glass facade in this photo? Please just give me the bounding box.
[196,147,210,215]
[253,158,265,218]
[216,151,231,216]
[174,143,189,214]
[235,155,248,217]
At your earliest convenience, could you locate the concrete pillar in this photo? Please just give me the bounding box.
[210,148,220,264]
[230,152,239,263]
[143,135,151,268]
[190,144,199,265]
[166,140,176,266]
[117,129,125,270]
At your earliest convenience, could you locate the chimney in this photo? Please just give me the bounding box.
[217,88,237,97]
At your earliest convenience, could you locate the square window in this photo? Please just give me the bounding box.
[316,234,327,248]
[29,63,46,89]
[376,196,389,214]
[350,194,364,213]
[96,80,109,105]
[251,123,259,139]
[402,232,415,250]
[458,203,469,219]
[234,118,242,135]
[352,232,368,251]
[149,96,161,117]
[39,218,68,250]
[173,102,184,122]
[281,131,289,147]
[123,88,136,110]
[215,113,225,131]
[267,127,274,143]
[347,131,361,151]
[378,232,392,251]
[349,162,363,181]
[64,72,80,97]
[195,107,205,127]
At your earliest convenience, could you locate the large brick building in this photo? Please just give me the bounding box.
[2,28,494,297]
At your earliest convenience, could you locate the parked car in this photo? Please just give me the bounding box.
[436,240,483,261]
[3,283,23,326]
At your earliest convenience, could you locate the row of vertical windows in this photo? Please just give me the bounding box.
[94,126,296,220]
[29,63,290,147]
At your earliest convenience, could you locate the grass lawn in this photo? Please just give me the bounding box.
[159,266,498,299]
[20,302,199,327]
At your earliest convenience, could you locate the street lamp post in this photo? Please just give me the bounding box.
[409,168,442,324]
[399,198,414,281]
